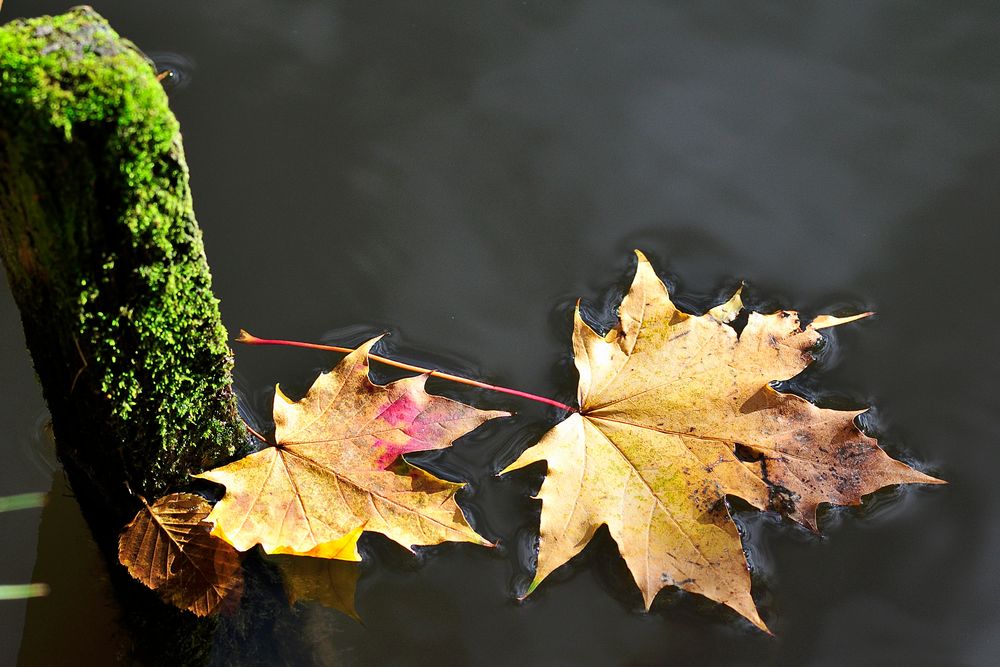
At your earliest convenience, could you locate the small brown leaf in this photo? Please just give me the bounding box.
[118,492,243,616]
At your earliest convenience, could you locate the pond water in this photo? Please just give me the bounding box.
[2,1,999,664]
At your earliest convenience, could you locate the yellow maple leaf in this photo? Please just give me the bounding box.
[197,338,508,559]
[502,250,942,631]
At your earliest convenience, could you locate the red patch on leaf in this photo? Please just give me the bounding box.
[379,394,425,428]
[372,394,427,468]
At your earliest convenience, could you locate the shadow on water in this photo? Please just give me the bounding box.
[19,475,123,665]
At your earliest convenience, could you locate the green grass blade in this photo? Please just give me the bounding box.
[0,492,47,512]
[0,584,50,600]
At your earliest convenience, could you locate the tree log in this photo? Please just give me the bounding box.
[0,8,252,664]
[0,7,247,521]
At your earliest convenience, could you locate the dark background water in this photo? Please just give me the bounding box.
[2,1,999,664]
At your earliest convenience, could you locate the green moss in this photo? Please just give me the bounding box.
[0,8,246,501]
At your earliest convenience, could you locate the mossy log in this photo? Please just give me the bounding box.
[0,7,247,522]
[0,7,257,664]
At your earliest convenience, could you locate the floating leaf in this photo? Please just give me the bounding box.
[118,492,243,616]
[503,250,943,631]
[198,337,507,558]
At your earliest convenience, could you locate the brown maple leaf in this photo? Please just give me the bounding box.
[502,250,942,631]
[118,492,243,616]
[197,337,507,559]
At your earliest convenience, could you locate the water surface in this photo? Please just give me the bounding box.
[2,1,999,664]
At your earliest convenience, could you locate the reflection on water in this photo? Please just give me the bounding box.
[1,0,998,664]
[18,475,122,666]
[267,554,361,622]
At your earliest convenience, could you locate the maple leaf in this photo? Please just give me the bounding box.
[197,337,507,559]
[118,492,243,616]
[502,250,942,631]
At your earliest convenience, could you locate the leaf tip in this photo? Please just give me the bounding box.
[497,451,541,478]
[811,311,874,330]
[274,383,294,405]
[708,287,745,324]
[522,577,542,599]
[907,468,948,486]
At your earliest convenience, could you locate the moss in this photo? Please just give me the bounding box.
[0,8,247,507]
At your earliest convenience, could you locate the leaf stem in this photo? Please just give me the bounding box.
[241,419,271,446]
[236,330,577,413]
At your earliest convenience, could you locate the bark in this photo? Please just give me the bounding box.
[0,7,247,520]
[0,8,251,664]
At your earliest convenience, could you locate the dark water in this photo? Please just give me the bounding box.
[2,1,999,664]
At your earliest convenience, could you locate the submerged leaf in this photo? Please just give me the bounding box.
[503,250,942,631]
[118,492,243,616]
[198,337,507,558]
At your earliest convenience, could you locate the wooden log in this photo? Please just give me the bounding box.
[0,7,247,522]
[0,8,253,663]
